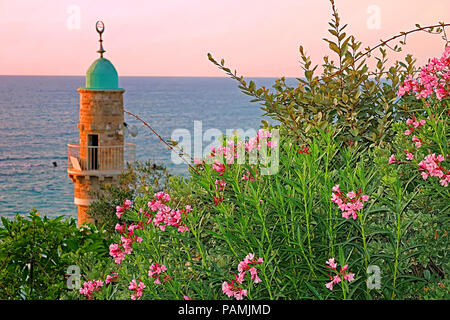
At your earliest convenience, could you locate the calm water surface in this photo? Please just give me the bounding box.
[0,76,285,219]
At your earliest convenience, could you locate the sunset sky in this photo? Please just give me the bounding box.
[1,0,449,77]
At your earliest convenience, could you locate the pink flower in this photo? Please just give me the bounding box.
[235,272,246,284]
[212,162,226,176]
[109,243,126,264]
[346,191,356,199]
[331,187,369,220]
[129,279,146,300]
[405,151,414,161]
[324,258,355,291]
[148,263,167,284]
[213,195,224,206]
[222,281,235,298]
[222,253,263,300]
[418,154,449,186]
[147,192,190,232]
[115,223,125,233]
[116,200,132,218]
[412,135,422,148]
[332,275,341,284]
[234,289,248,300]
[79,279,104,299]
[325,281,334,290]
[123,199,132,209]
[121,236,133,255]
[344,273,355,282]
[116,206,124,218]
[105,273,118,284]
[297,145,311,154]
[249,267,262,284]
[326,258,337,269]
[388,154,397,164]
[332,184,340,193]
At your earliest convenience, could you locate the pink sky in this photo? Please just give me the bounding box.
[0,0,449,77]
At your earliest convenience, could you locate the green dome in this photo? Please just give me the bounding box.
[84,58,120,90]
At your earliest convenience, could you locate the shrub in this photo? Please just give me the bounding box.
[75,46,449,301]
[87,160,171,237]
[207,1,448,148]
[0,209,109,299]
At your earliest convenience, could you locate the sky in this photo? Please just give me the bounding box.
[0,0,449,77]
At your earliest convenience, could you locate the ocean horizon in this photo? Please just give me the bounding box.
[0,75,286,220]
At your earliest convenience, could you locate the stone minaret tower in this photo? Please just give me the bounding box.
[68,21,134,226]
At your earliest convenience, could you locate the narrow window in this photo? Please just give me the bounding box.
[88,134,98,170]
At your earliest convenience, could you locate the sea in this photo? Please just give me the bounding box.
[0,76,284,220]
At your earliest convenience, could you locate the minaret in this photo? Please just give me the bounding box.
[67,21,135,226]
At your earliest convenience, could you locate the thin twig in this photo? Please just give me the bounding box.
[124,109,201,175]
[312,23,450,85]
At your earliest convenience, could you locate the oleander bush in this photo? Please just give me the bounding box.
[87,160,171,237]
[77,120,447,300]
[1,0,448,301]
[72,2,449,300]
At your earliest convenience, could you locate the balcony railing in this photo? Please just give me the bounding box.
[67,143,136,173]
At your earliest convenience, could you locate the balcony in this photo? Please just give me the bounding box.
[67,142,136,177]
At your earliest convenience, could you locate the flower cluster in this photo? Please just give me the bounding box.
[79,272,119,300]
[404,115,427,137]
[110,211,144,264]
[105,272,118,284]
[212,162,226,175]
[209,129,277,173]
[79,280,103,299]
[324,258,355,291]
[237,253,264,284]
[331,185,370,220]
[241,170,255,182]
[418,153,450,187]
[128,279,146,300]
[222,280,248,300]
[389,112,449,187]
[398,46,450,100]
[148,263,168,285]
[213,179,226,206]
[222,253,264,300]
[213,195,224,206]
[116,199,132,219]
[296,145,311,154]
[146,192,190,232]
[215,179,227,191]
[208,130,278,206]
[247,129,278,151]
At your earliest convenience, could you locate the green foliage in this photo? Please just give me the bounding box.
[370,97,449,299]
[207,3,423,148]
[0,209,109,299]
[78,122,445,300]
[87,160,171,236]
